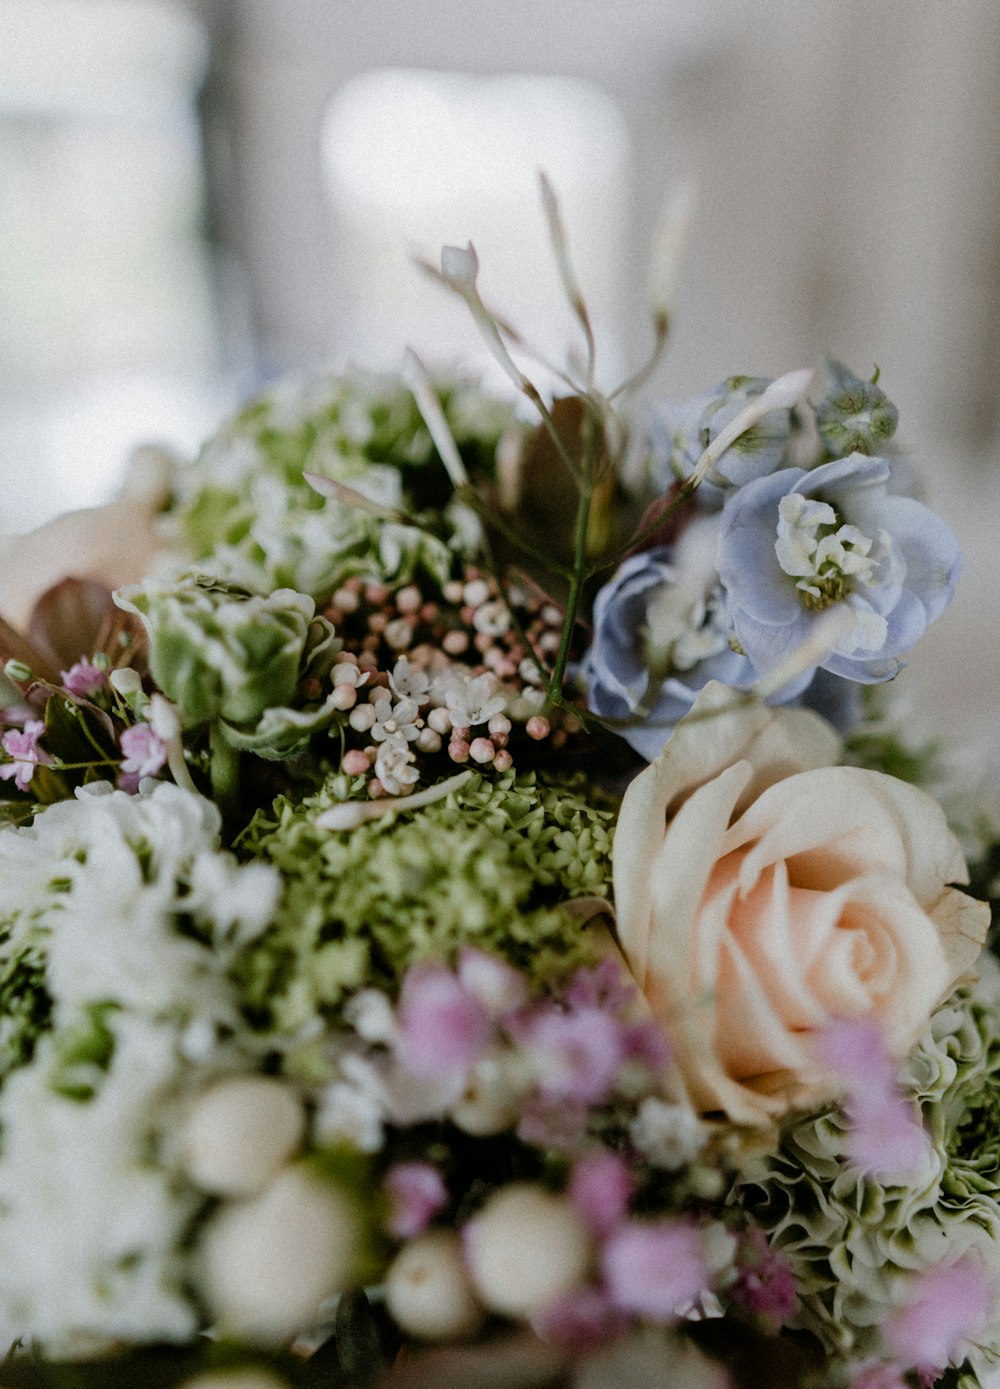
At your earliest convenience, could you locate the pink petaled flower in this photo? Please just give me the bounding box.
[119,722,168,780]
[457,947,528,1016]
[564,958,634,1014]
[602,1219,708,1322]
[516,1096,590,1153]
[815,1018,930,1177]
[396,963,491,1084]
[569,1152,634,1238]
[731,1229,797,1331]
[0,720,50,792]
[384,1161,448,1240]
[884,1255,991,1376]
[622,1019,672,1071]
[522,1003,625,1106]
[60,660,108,697]
[849,1362,909,1389]
[533,1286,630,1352]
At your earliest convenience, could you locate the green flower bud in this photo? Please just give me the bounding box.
[815,359,899,457]
[116,574,330,728]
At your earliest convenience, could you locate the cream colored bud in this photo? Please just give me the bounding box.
[182,1372,291,1389]
[179,1077,306,1197]
[464,1184,591,1318]
[386,1230,483,1341]
[109,667,143,696]
[450,1050,528,1137]
[198,1166,359,1342]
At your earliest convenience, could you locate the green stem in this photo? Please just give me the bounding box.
[548,413,597,699]
[586,474,699,578]
[209,724,241,822]
[458,487,573,578]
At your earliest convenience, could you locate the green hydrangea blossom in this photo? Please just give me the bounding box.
[170,368,520,599]
[233,770,615,1033]
[735,959,1000,1383]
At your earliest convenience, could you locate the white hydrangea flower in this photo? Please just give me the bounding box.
[370,693,421,746]
[629,1097,707,1170]
[0,1015,199,1354]
[374,741,420,796]
[389,656,432,704]
[431,671,507,727]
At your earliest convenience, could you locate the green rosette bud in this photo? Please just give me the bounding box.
[116,573,334,728]
[815,359,899,457]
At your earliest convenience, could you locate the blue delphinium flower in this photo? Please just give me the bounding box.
[717,452,961,685]
[649,376,795,499]
[583,517,808,760]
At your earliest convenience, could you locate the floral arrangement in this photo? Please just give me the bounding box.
[0,183,997,1389]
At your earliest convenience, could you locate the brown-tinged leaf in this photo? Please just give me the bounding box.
[27,575,146,677]
[0,614,60,684]
[623,481,699,560]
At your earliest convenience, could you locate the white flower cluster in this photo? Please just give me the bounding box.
[0,782,281,1353]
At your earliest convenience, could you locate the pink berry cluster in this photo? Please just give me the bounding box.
[319,566,585,798]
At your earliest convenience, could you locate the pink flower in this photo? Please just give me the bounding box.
[569,1153,634,1238]
[0,720,50,792]
[521,1003,625,1106]
[731,1229,797,1330]
[60,660,107,697]
[457,948,528,1016]
[384,1162,448,1240]
[119,722,168,781]
[396,963,490,1084]
[602,1220,708,1322]
[850,1363,909,1389]
[816,1018,930,1177]
[533,1286,630,1351]
[516,1097,589,1153]
[884,1255,991,1375]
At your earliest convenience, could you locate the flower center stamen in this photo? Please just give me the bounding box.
[775,495,882,611]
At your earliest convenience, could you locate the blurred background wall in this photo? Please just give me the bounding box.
[2,0,998,745]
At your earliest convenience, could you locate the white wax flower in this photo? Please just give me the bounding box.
[197,1167,359,1342]
[178,1077,306,1197]
[385,1230,483,1341]
[464,1184,591,1318]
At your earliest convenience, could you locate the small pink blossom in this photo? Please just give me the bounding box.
[884,1255,991,1375]
[564,959,633,1013]
[60,660,107,697]
[119,722,168,781]
[815,1018,930,1176]
[516,1097,589,1152]
[569,1152,634,1237]
[384,1162,448,1240]
[396,963,490,1084]
[850,1363,909,1389]
[602,1220,708,1322]
[457,948,527,1016]
[731,1229,797,1331]
[533,1286,630,1351]
[521,1003,624,1106]
[0,720,50,792]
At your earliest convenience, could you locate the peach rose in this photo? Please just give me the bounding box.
[613,682,989,1125]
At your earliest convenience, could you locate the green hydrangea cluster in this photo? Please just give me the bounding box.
[170,368,520,600]
[233,770,615,1033]
[735,960,1000,1380]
